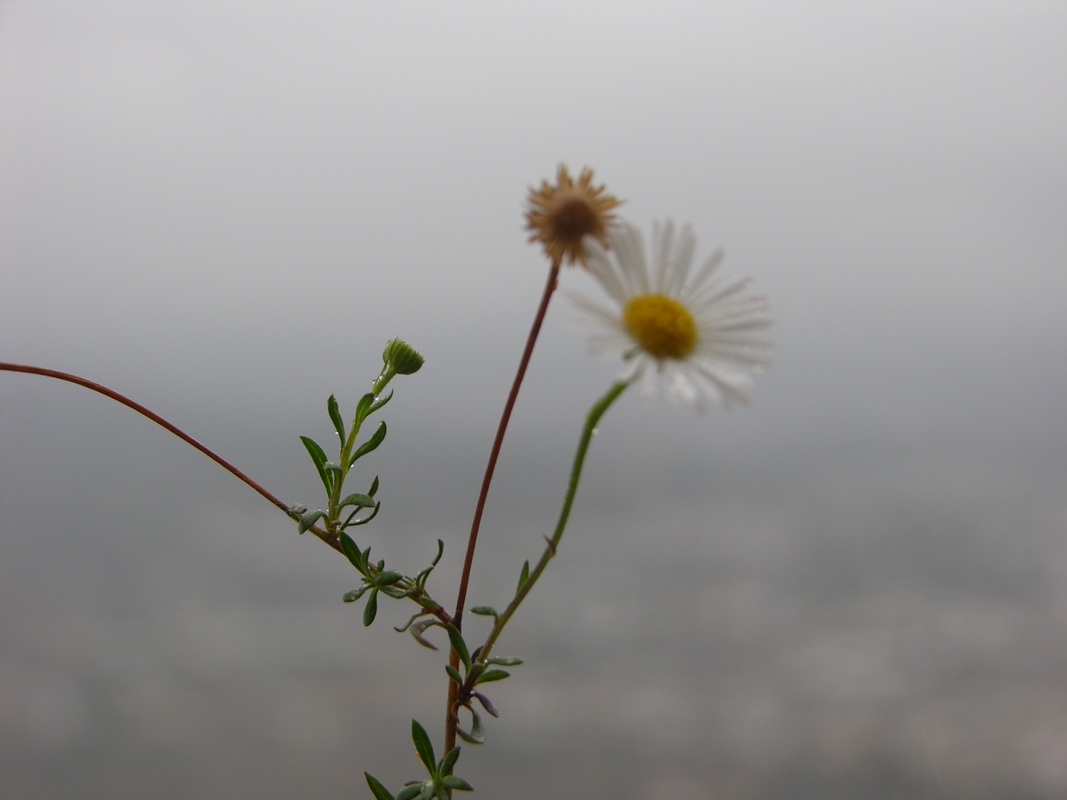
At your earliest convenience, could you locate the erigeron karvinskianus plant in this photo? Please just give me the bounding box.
[0,165,771,799]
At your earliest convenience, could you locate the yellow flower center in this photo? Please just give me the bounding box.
[622,294,697,359]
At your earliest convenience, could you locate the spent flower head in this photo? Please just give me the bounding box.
[525,164,622,266]
[571,220,772,410]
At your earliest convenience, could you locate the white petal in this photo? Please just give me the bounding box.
[652,220,674,293]
[688,248,724,293]
[567,291,623,327]
[666,223,696,295]
[616,222,650,297]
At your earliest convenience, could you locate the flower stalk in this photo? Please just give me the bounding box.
[444,255,561,754]
[476,378,631,662]
[444,165,622,759]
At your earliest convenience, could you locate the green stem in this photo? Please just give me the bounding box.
[330,420,360,521]
[477,378,632,662]
[370,365,397,399]
[329,367,396,521]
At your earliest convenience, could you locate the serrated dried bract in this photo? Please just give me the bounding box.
[525,165,622,266]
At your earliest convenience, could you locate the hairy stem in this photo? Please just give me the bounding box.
[0,362,343,552]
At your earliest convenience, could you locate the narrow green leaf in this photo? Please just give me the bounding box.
[338,492,375,510]
[446,625,471,671]
[342,586,369,603]
[299,435,329,469]
[469,710,485,744]
[354,392,375,427]
[414,540,445,587]
[439,746,461,776]
[455,710,485,745]
[379,585,408,599]
[299,436,331,496]
[339,532,364,572]
[327,394,345,443]
[444,665,463,685]
[368,389,393,415]
[372,570,403,587]
[364,773,395,800]
[486,655,523,666]
[297,509,326,534]
[470,606,498,618]
[368,475,380,497]
[408,619,440,650]
[395,785,422,800]
[410,719,436,773]
[467,712,484,746]
[362,589,379,626]
[441,776,474,792]
[340,508,359,529]
[474,669,510,685]
[517,560,530,592]
[349,421,388,467]
[346,501,381,527]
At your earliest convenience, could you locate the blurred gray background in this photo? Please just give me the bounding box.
[2,1,1066,798]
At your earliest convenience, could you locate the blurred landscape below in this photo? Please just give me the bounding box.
[2,398,1065,800]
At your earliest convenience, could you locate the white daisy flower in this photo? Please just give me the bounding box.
[571,219,772,410]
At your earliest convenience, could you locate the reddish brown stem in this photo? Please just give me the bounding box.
[0,361,343,553]
[443,258,561,754]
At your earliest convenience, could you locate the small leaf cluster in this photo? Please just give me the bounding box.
[340,533,447,628]
[365,720,473,800]
[290,342,451,629]
[295,391,391,536]
[292,339,423,542]
[442,620,522,745]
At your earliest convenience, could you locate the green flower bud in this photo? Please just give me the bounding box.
[382,338,425,375]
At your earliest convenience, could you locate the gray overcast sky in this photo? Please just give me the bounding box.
[3,1,1066,454]
[2,3,1067,799]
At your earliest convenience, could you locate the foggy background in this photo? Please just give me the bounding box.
[2,1,1066,798]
